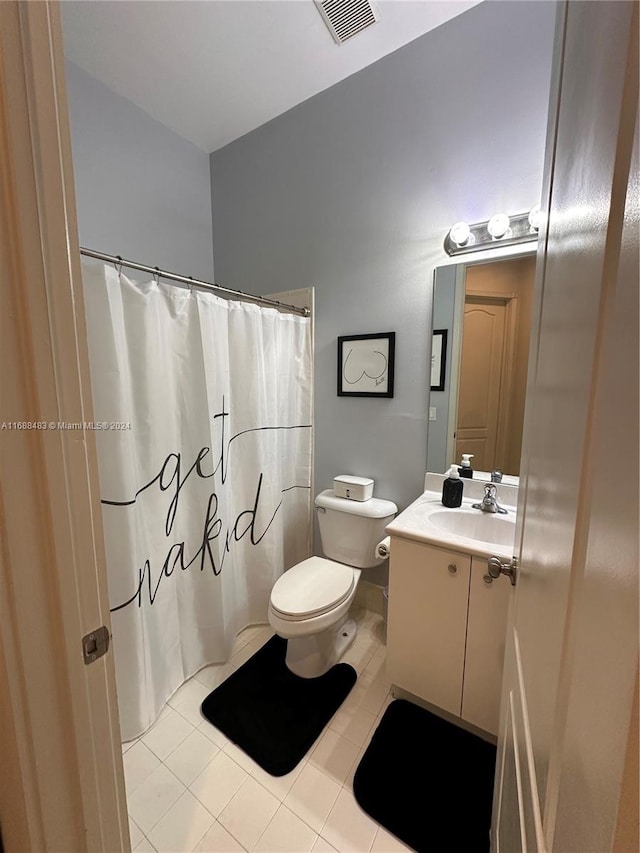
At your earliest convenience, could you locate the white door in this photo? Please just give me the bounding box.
[455,297,508,472]
[492,3,638,852]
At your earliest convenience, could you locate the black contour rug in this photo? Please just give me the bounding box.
[353,699,496,853]
[200,635,357,776]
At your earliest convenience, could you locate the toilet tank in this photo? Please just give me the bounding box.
[315,489,397,568]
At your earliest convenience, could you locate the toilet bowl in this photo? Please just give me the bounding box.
[268,487,397,678]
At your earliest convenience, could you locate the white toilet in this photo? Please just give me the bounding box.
[268,487,397,678]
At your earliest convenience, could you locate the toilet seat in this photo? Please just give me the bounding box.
[270,557,355,621]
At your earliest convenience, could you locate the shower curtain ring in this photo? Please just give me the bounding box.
[115,255,124,277]
[153,266,160,286]
[188,276,194,294]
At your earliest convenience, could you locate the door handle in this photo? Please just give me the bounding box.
[487,556,518,586]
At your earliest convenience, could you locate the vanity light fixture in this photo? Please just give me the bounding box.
[487,213,511,239]
[528,204,546,232]
[444,208,542,256]
[449,221,474,248]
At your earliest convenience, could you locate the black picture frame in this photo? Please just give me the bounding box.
[337,332,395,398]
[430,329,448,391]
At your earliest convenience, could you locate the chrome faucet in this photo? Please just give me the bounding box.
[472,483,508,514]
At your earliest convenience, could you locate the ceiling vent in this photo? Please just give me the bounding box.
[315,0,379,44]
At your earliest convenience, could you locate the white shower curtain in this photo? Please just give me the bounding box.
[82,259,312,740]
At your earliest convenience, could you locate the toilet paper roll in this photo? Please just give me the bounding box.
[376,536,391,560]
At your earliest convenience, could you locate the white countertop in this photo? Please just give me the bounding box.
[385,477,518,559]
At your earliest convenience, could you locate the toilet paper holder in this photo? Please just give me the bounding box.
[376,536,391,559]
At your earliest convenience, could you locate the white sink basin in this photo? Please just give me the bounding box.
[385,479,519,557]
[427,508,516,549]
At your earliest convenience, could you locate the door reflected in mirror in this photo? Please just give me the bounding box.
[427,252,537,479]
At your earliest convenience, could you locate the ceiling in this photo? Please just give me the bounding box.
[60,0,483,153]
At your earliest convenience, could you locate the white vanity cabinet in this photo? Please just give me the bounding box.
[386,538,471,718]
[461,557,511,734]
[386,536,510,736]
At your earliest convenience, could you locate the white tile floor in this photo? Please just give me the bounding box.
[122,608,413,853]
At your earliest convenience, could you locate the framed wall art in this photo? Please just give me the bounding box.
[430,329,447,391]
[337,332,395,398]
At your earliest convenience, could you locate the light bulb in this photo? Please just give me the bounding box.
[528,204,545,231]
[449,221,472,246]
[487,213,511,239]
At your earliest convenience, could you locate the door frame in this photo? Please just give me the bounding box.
[0,3,128,851]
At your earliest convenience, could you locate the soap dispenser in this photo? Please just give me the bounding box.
[442,464,463,508]
[459,454,474,479]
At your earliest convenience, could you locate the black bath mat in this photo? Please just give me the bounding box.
[200,635,357,776]
[353,699,496,852]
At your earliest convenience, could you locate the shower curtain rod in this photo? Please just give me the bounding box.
[80,248,310,317]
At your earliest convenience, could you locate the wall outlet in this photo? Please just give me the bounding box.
[429,407,437,421]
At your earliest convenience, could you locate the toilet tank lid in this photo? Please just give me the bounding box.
[315,489,397,518]
[334,475,374,487]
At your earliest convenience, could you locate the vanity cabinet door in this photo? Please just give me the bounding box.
[461,557,511,735]
[387,538,471,717]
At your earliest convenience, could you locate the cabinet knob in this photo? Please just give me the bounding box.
[447,563,457,575]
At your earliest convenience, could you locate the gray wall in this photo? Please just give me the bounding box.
[211,2,555,528]
[210,1,556,559]
[65,61,214,281]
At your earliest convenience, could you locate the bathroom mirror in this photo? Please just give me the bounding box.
[426,249,537,480]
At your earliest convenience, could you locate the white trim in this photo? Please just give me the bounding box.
[0,3,128,850]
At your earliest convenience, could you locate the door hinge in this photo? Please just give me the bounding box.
[82,625,110,664]
[487,555,518,586]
